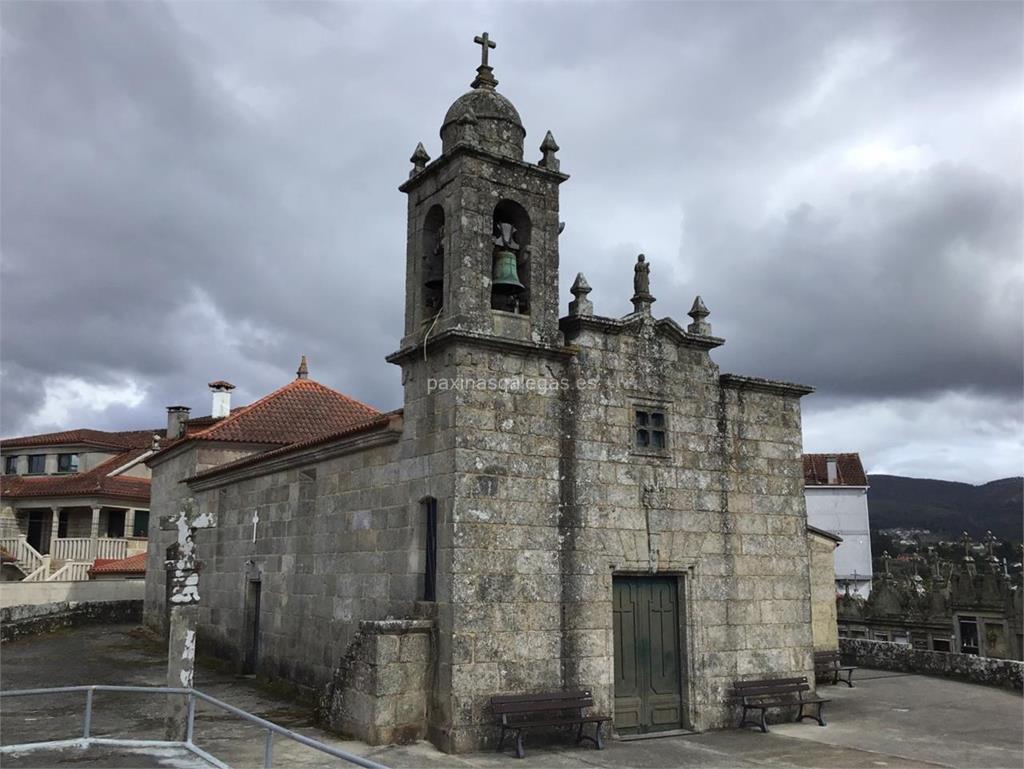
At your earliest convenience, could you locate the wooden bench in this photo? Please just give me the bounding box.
[491,689,609,759]
[732,676,830,733]
[814,650,856,687]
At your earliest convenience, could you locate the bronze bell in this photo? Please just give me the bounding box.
[491,250,525,295]
[424,258,444,290]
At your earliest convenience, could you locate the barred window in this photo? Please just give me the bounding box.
[635,410,667,451]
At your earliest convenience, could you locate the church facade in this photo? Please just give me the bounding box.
[145,37,821,753]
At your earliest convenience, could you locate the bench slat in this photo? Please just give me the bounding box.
[733,684,809,698]
[491,689,592,704]
[493,699,594,715]
[498,715,608,729]
[737,679,806,692]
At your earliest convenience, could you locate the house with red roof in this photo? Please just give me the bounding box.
[803,453,873,598]
[0,383,247,581]
[1,428,157,580]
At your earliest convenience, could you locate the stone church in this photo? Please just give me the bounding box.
[145,35,824,753]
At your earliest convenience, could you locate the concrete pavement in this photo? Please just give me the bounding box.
[1,625,1020,769]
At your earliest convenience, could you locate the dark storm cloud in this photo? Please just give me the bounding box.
[1,1,1020,482]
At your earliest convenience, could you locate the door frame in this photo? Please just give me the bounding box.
[611,570,693,734]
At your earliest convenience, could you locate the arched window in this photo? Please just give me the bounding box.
[422,206,445,314]
[422,497,438,602]
[490,200,531,314]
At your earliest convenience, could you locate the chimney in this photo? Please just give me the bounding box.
[166,406,191,440]
[208,380,236,419]
[826,456,839,485]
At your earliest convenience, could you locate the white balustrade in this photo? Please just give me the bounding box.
[53,538,91,562]
[47,561,92,581]
[53,537,129,562]
[0,536,44,575]
[96,538,129,560]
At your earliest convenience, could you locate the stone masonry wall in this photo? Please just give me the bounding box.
[2,599,142,642]
[808,532,839,651]
[191,437,427,693]
[436,342,567,752]
[559,316,815,733]
[321,619,433,744]
[840,638,1023,690]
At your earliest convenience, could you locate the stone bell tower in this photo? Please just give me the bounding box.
[396,32,569,351]
[388,34,575,753]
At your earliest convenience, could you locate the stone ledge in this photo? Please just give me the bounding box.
[359,619,434,635]
[720,373,815,397]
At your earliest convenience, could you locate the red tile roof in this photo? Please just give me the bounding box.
[803,453,868,487]
[187,410,401,483]
[1,428,160,451]
[1,449,151,503]
[185,378,381,446]
[89,552,146,575]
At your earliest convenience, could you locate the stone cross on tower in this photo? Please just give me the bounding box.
[471,32,498,89]
[160,498,217,738]
[474,32,496,66]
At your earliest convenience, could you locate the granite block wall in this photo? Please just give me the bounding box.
[321,619,434,744]
[840,638,1023,689]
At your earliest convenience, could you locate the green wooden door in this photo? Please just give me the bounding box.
[612,576,684,734]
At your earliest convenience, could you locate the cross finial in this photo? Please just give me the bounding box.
[474,32,496,66]
[471,32,499,89]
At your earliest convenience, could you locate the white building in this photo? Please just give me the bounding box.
[804,453,873,598]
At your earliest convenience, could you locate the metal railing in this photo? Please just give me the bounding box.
[0,685,390,769]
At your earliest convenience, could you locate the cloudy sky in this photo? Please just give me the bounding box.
[2,1,1020,484]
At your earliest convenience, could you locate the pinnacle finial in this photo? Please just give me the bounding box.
[296,355,309,380]
[539,130,560,171]
[568,273,593,317]
[471,32,498,90]
[687,295,712,336]
[409,142,430,177]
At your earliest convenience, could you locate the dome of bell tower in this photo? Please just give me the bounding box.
[439,32,525,160]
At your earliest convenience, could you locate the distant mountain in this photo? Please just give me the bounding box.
[867,475,1023,540]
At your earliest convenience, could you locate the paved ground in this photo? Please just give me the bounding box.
[1,625,1021,769]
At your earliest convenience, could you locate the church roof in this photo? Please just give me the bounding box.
[442,88,523,132]
[185,377,382,446]
[803,453,868,487]
[186,409,401,484]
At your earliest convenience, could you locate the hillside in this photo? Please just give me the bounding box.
[867,474,1023,540]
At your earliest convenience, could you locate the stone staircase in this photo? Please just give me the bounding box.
[0,536,93,582]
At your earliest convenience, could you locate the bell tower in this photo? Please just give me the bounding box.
[395,33,569,352]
